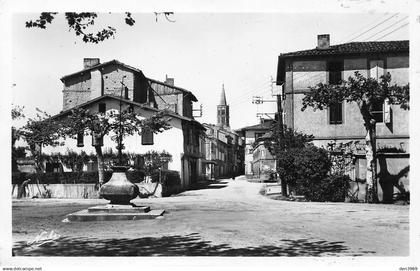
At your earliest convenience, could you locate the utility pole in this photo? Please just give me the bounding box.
[271,76,287,196]
[251,76,287,196]
[118,76,127,166]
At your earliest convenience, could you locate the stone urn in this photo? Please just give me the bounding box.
[99,166,139,205]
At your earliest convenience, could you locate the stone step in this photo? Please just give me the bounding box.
[64,208,165,222]
[87,204,150,213]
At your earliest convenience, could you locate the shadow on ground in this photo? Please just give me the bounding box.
[188,181,228,191]
[13,233,374,256]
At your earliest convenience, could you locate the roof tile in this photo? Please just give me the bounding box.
[280,40,408,58]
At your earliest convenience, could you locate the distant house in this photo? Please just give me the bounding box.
[251,131,276,179]
[44,58,206,189]
[276,35,409,201]
[236,119,274,176]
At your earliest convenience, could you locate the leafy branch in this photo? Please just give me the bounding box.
[25,12,137,43]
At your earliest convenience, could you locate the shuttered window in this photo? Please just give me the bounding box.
[142,129,154,145]
[99,103,106,113]
[329,102,343,124]
[328,61,343,85]
[77,132,84,147]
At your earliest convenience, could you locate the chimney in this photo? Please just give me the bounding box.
[317,34,330,49]
[164,74,174,86]
[83,58,100,69]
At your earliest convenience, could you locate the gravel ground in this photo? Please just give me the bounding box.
[12,176,409,256]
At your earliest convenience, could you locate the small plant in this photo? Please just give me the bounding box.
[377,145,406,153]
[393,191,410,203]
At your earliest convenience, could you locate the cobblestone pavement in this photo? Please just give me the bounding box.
[12,176,409,256]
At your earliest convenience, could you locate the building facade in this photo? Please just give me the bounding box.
[48,58,206,189]
[276,35,409,201]
[276,36,409,151]
[236,119,274,176]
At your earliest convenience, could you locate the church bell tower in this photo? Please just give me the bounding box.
[217,84,230,128]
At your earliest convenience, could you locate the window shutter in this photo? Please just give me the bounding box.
[329,102,343,124]
[369,60,384,80]
[91,133,103,147]
[384,98,392,124]
[99,103,106,113]
[77,132,84,147]
[142,129,154,145]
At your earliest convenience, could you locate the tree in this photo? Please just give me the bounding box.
[61,107,171,185]
[264,125,314,196]
[301,72,409,203]
[12,106,25,172]
[25,12,174,43]
[18,108,64,175]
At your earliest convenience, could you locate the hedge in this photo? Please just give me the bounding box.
[12,170,145,185]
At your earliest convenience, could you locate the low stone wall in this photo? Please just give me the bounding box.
[348,153,409,203]
[12,182,165,199]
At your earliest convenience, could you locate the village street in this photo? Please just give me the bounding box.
[12,176,409,256]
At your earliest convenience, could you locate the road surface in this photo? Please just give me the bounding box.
[12,176,409,256]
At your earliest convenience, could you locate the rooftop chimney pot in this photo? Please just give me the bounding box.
[165,76,174,86]
[83,58,100,69]
[317,34,330,50]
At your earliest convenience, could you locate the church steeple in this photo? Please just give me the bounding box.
[217,84,230,128]
[219,84,227,106]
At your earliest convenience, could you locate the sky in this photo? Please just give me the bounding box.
[10,11,409,129]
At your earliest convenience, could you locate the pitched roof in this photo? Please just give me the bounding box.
[276,40,409,84]
[51,95,205,130]
[219,85,227,106]
[60,59,199,102]
[60,59,144,81]
[147,78,198,102]
[279,40,408,59]
[236,120,274,132]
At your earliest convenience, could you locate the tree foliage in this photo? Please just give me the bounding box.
[302,72,409,120]
[142,150,173,175]
[301,71,409,203]
[25,12,174,43]
[19,108,64,155]
[264,124,314,155]
[61,107,171,150]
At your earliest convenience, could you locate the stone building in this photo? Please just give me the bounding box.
[48,58,206,189]
[236,119,275,176]
[276,35,409,201]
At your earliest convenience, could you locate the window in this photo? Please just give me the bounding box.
[77,132,84,147]
[142,129,154,145]
[91,133,103,146]
[371,100,384,123]
[255,132,265,140]
[167,103,178,114]
[329,102,343,124]
[328,61,343,85]
[99,103,106,113]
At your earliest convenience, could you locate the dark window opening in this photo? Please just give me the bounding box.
[255,132,265,140]
[142,129,154,145]
[99,103,106,113]
[124,87,129,99]
[328,61,343,85]
[77,132,84,147]
[372,100,384,123]
[329,102,343,124]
